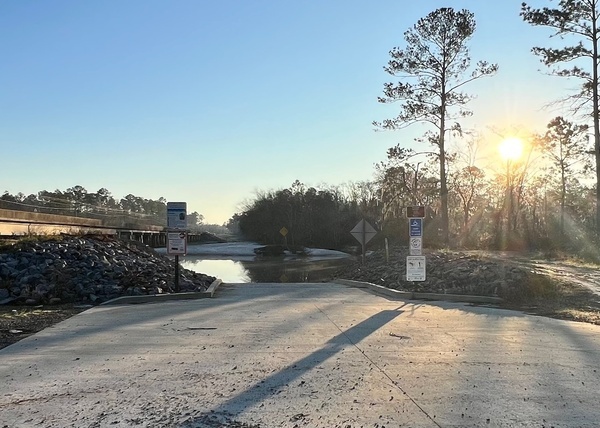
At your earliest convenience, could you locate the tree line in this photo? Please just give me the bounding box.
[227,180,378,249]
[231,3,600,257]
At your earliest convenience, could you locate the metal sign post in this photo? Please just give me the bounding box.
[167,202,188,292]
[175,255,180,292]
[350,219,377,264]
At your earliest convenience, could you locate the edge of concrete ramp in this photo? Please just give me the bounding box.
[333,278,503,304]
[100,279,223,305]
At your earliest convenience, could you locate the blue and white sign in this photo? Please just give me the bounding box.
[167,201,187,230]
[409,218,423,237]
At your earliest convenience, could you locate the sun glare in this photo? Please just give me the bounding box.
[498,137,523,161]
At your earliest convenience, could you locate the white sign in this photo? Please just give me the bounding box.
[406,256,426,281]
[167,202,187,230]
[167,231,187,255]
[350,219,377,246]
[409,237,422,255]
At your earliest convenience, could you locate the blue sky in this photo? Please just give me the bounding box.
[0,1,575,224]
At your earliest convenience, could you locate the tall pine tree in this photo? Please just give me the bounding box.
[374,8,497,244]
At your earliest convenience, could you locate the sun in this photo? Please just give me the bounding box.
[498,137,523,161]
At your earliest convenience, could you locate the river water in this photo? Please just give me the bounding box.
[171,242,352,283]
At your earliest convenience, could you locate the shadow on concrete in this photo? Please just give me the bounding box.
[177,307,404,427]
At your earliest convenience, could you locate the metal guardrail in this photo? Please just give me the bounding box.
[0,208,164,232]
[0,208,210,248]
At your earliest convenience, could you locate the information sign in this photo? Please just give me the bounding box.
[409,218,423,237]
[406,255,426,281]
[167,231,187,255]
[167,202,187,230]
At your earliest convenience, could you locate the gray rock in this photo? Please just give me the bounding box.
[0,236,216,304]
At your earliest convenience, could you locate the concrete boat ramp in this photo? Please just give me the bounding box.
[1,282,600,427]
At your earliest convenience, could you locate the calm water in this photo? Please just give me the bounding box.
[181,256,351,283]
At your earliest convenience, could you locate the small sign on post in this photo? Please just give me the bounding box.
[280,226,288,248]
[167,231,187,255]
[167,202,188,293]
[406,205,425,281]
[167,202,187,230]
[407,206,425,218]
[350,219,377,264]
[409,218,423,237]
[409,236,422,256]
[406,255,426,281]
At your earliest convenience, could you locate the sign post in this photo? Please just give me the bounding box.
[167,202,187,292]
[280,226,288,249]
[350,219,377,264]
[406,206,425,281]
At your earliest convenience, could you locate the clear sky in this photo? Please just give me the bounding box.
[0,0,575,224]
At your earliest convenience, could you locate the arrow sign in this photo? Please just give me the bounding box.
[350,219,377,246]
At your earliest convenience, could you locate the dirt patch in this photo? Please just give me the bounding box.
[334,247,600,327]
[0,304,87,350]
[502,279,600,325]
[475,252,600,325]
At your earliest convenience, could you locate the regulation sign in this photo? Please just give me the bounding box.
[409,218,423,237]
[167,202,187,230]
[167,231,187,255]
[406,256,426,281]
[409,236,422,256]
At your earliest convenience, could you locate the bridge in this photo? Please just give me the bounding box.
[0,208,205,247]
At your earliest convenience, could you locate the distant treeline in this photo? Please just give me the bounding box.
[228,144,597,255]
[227,181,372,250]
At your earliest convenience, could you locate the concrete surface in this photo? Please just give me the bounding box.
[1,282,600,427]
[334,278,504,304]
[100,280,224,305]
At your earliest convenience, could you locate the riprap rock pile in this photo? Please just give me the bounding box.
[0,236,215,305]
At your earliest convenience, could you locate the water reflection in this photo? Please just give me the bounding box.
[182,256,350,283]
[181,259,250,283]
